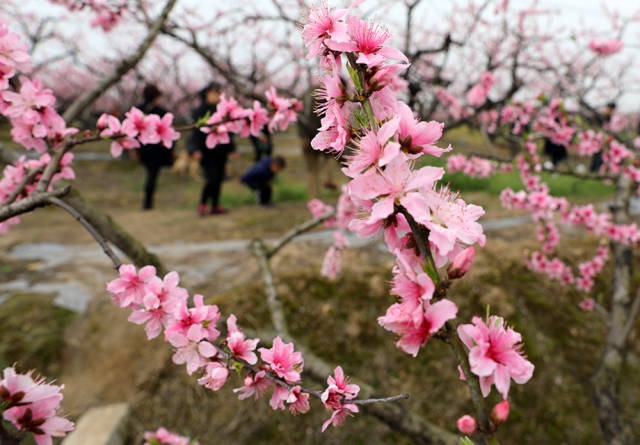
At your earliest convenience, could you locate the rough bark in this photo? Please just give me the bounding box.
[62,0,178,124]
[591,174,637,445]
[62,188,167,276]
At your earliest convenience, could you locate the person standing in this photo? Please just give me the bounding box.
[187,83,236,216]
[138,84,174,210]
[250,129,273,162]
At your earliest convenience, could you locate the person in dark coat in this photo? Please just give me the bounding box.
[240,156,286,206]
[250,129,273,162]
[137,84,174,210]
[543,139,568,167]
[187,83,236,216]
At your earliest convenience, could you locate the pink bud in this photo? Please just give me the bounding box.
[456,415,477,435]
[491,400,510,426]
[448,247,475,279]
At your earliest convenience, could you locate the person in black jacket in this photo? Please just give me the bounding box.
[187,83,236,216]
[137,84,174,210]
[240,156,286,206]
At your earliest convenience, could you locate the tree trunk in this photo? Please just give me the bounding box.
[590,174,636,444]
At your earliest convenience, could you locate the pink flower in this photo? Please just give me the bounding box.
[233,370,272,400]
[166,294,220,342]
[269,384,290,410]
[326,16,408,67]
[395,102,451,157]
[491,400,510,426]
[167,329,217,375]
[578,298,595,311]
[588,39,623,56]
[106,264,157,308]
[258,336,304,383]
[343,117,401,176]
[155,113,180,148]
[226,314,259,364]
[2,77,54,118]
[321,403,359,432]
[457,316,534,399]
[197,361,229,391]
[321,366,360,409]
[447,247,475,279]
[456,415,477,435]
[378,298,457,356]
[302,5,350,60]
[287,385,310,415]
[144,427,199,445]
[348,155,444,226]
[121,107,151,139]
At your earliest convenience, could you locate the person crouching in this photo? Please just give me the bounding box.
[240,156,286,206]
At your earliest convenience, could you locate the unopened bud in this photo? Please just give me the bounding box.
[447,247,475,279]
[456,415,477,435]
[491,400,510,426]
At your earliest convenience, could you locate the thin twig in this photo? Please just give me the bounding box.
[3,165,44,205]
[266,210,336,258]
[0,186,70,222]
[48,196,122,269]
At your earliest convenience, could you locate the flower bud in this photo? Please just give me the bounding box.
[447,247,475,279]
[491,400,510,426]
[456,415,477,435]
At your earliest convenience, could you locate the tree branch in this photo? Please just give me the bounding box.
[266,210,336,258]
[48,196,122,269]
[0,186,70,223]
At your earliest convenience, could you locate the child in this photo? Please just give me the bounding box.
[240,156,286,206]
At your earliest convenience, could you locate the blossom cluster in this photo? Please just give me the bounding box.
[300,3,533,410]
[467,72,495,108]
[0,153,75,233]
[144,427,199,445]
[588,38,624,56]
[106,264,361,430]
[447,154,497,178]
[0,366,74,445]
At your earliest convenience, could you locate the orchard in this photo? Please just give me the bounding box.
[0,1,639,444]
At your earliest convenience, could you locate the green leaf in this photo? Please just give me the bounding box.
[196,111,212,127]
[460,437,475,445]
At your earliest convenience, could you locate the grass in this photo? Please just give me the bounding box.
[0,293,75,376]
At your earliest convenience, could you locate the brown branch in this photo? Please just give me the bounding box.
[252,239,290,337]
[61,188,167,275]
[62,0,179,124]
[48,196,122,269]
[266,210,336,258]
[3,165,44,205]
[0,186,70,223]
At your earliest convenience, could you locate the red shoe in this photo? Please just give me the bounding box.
[198,204,207,217]
[210,206,229,215]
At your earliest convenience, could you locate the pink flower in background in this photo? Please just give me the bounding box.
[144,427,199,445]
[588,39,623,56]
[457,316,534,399]
[579,298,595,311]
[259,336,304,383]
[456,415,477,434]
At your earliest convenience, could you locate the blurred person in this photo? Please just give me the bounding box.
[240,156,286,207]
[250,128,273,162]
[187,82,236,216]
[543,138,567,169]
[137,84,174,210]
